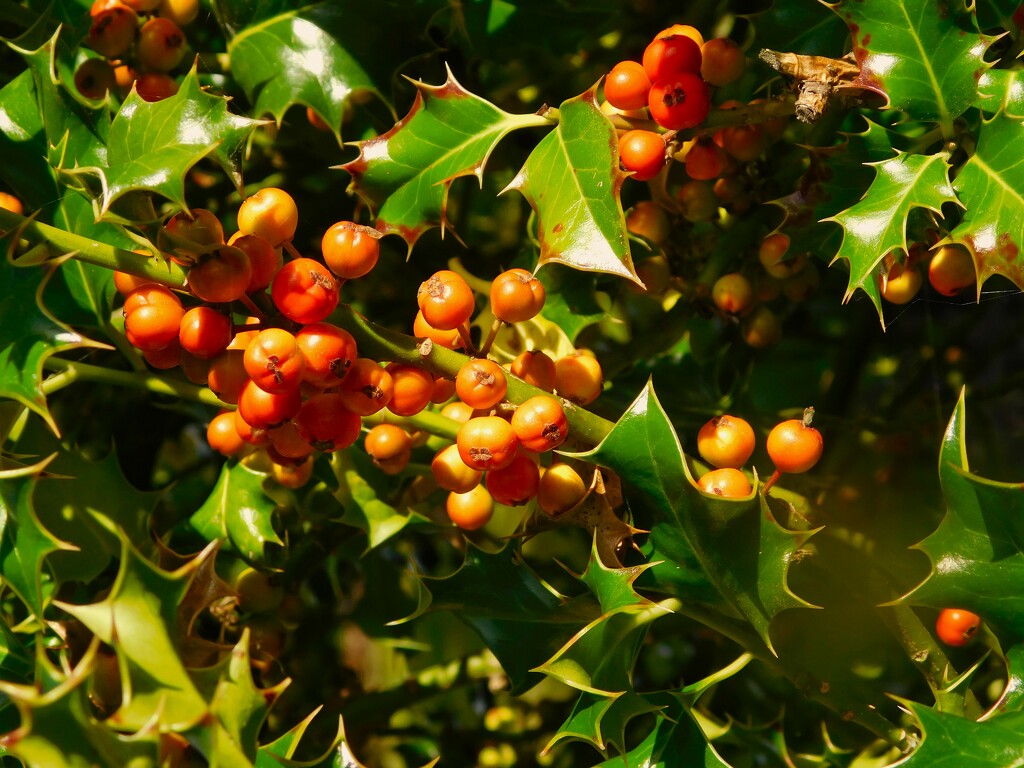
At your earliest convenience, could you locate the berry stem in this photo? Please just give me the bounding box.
[760,468,782,495]
[42,357,228,407]
[802,406,815,428]
[282,240,303,261]
[478,318,502,358]
[455,321,476,356]
[239,293,267,320]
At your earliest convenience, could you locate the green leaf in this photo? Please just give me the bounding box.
[0,456,72,620]
[0,255,107,435]
[190,461,284,563]
[342,67,548,251]
[409,543,599,693]
[452,0,619,57]
[216,0,432,135]
[894,700,1024,766]
[546,691,662,757]
[989,644,1024,716]
[504,86,638,284]
[537,264,606,344]
[0,70,59,211]
[947,113,1024,291]
[593,693,731,767]
[569,381,815,651]
[256,708,344,767]
[56,538,211,731]
[748,0,850,56]
[905,391,1024,643]
[826,0,992,123]
[974,0,1019,30]
[978,70,1024,118]
[63,65,260,224]
[0,642,160,767]
[332,451,431,551]
[825,151,957,321]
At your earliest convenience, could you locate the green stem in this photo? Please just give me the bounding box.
[0,209,189,290]
[42,358,227,408]
[361,408,460,442]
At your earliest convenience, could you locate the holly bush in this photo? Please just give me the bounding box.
[1,0,1024,765]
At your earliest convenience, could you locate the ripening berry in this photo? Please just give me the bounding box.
[137,17,188,72]
[244,328,306,394]
[719,123,768,163]
[456,359,508,411]
[767,410,823,474]
[648,74,710,131]
[440,401,474,424]
[271,454,314,488]
[157,0,200,25]
[619,130,667,182]
[490,268,546,324]
[123,284,181,315]
[237,379,302,430]
[685,138,729,181]
[431,444,483,493]
[511,396,568,453]
[698,468,752,497]
[457,416,518,471]
[554,352,602,405]
[626,201,670,245]
[322,221,380,280]
[537,463,587,516]
[676,180,717,223]
[385,363,435,417]
[417,270,475,331]
[643,34,702,82]
[743,306,782,349]
[711,272,753,314]
[164,208,225,251]
[700,38,746,87]
[486,454,540,506]
[269,422,315,460]
[187,245,252,303]
[604,60,652,111]
[882,263,923,305]
[414,310,465,350]
[135,73,179,102]
[697,415,755,469]
[271,258,339,324]
[295,322,357,388]
[207,411,246,457]
[338,358,393,415]
[928,244,976,296]
[206,350,247,405]
[293,393,361,452]
[228,233,281,292]
[142,340,181,369]
[125,302,184,352]
[446,484,494,530]
[87,5,138,58]
[0,191,23,215]
[654,24,704,47]
[509,349,556,392]
[75,58,116,99]
[364,424,412,475]
[935,608,982,647]
[178,306,232,359]
[238,188,299,246]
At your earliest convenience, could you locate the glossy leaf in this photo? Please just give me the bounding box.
[546,691,661,757]
[0,642,160,766]
[56,538,210,731]
[537,264,606,344]
[0,456,71,620]
[0,70,59,210]
[216,0,431,135]
[0,254,107,435]
[905,391,1024,643]
[826,0,991,122]
[190,461,283,563]
[408,543,599,693]
[570,381,815,650]
[342,67,548,251]
[504,86,638,284]
[988,644,1024,716]
[947,114,1024,291]
[63,66,260,224]
[826,151,957,320]
[895,701,1024,766]
[977,70,1024,118]
[593,693,731,767]
[255,708,344,767]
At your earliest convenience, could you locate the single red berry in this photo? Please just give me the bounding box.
[767,409,823,474]
[928,244,976,297]
[511,396,568,453]
[178,306,232,359]
[294,322,357,388]
[935,608,982,647]
[700,38,746,87]
[322,221,381,280]
[228,233,281,292]
[238,188,298,247]
[136,17,187,73]
[490,268,546,324]
[643,34,703,82]
[697,415,755,469]
[455,359,508,411]
[271,258,339,324]
[509,349,556,392]
[87,5,138,58]
[293,392,361,452]
[243,328,307,394]
[604,60,652,111]
[417,270,475,331]
[486,454,540,507]
[457,416,518,471]
[187,245,252,303]
[385,362,436,417]
[648,74,710,131]
[74,59,116,100]
[446,484,493,530]
[338,358,394,416]
[619,130,667,182]
[237,379,302,430]
[125,302,184,352]
[698,468,752,497]
[135,73,179,102]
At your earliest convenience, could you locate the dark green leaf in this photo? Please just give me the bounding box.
[947,113,1024,291]
[452,0,619,57]
[342,68,548,251]
[826,0,991,123]
[825,151,957,321]
[570,381,815,651]
[546,691,661,756]
[63,65,260,224]
[905,391,1024,643]
[0,255,108,435]
[537,264,606,344]
[190,461,283,563]
[504,86,638,284]
[57,538,211,730]
[748,0,851,56]
[0,71,59,211]
[974,0,1019,30]
[895,700,1024,766]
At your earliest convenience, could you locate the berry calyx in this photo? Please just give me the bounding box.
[648,74,710,131]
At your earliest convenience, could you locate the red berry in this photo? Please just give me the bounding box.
[619,130,667,182]
[698,468,752,497]
[767,411,823,474]
[243,328,306,394]
[643,34,702,82]
[490,268,546,324]
[238,188,299,247]
[294,322,357,388]
[322,221,380,280]
[137,17,187,73]
[417,270,475,331]
[935,608,982,647]
[271,258,339,324]
[511,396,567,453]
[648,74,710,131]
[178,306,232,359]
[187,246,252,303]
[604,60,652,111]
[697,415,755,469]
[456,359,508,411]
[486,454,540,506]
[293,393,361,452]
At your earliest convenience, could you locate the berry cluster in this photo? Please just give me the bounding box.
[76,0,200,103]
[116,189,605,529]
[694,408,823,497]
[880,242,976,305]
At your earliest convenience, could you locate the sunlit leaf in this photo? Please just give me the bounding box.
[190,461,283,563]
[894,700,1024,766]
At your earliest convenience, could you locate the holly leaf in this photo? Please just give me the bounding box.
[451,0,619,57]
[904,390,1024,644]
[342,67,548,251]
[546,691,662,757]
[894,701,1024,766]
[62,65,261,224]
[55,538,211,731]
[215,0,433,136]
[503,86,638,284]
[946,113,1024,292]
[978,70,1024,118]
[189,461,284,564]
[0,70,60,211]
[974,0,1020,30]
[568,381,815,652]
[0,455,73,620]
[0,254,108,435]
[537,264,607,344]
[406,543,599,693]
[825,151,957,321]
[0,642,160,767]
[826,0,992,123]
[593,693,732,767]
[988,644,1024,716]
[256,708,345,767]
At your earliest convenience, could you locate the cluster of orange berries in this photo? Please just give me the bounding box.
[75,0,199,103]
[694,408,823,497]
[116,188,605,529]
[881,242,977,305]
